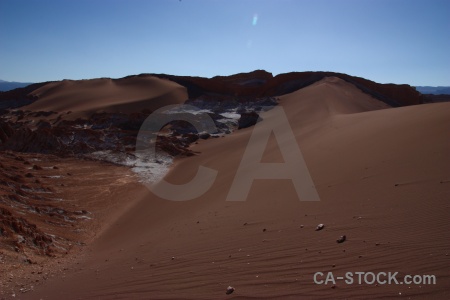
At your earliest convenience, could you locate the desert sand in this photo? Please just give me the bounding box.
[24,75,187,118]
[2,76,445,299]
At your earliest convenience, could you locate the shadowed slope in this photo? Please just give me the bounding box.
[24,75,187,117]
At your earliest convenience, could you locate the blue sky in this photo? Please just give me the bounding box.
[1,0,449,85]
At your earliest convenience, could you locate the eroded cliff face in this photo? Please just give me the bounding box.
[152,70,422,106]
[259,71,422,106]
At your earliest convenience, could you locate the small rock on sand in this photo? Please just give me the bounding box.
[337,235,346,243]
[315,224,324,231]
[226,286,235,295]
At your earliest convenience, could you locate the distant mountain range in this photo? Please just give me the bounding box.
[0,80,34,91]
[415,86,450,95]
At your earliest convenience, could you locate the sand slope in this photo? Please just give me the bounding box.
[24,75,187,117]
[22,77,450,299]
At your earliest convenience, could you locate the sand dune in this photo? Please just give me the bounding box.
[20,77,450,299]
[24,75,187,117]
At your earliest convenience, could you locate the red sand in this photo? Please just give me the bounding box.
[6,77,450,299]
[24,75,187,118]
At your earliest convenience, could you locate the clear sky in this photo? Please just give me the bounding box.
[1,0,449,85]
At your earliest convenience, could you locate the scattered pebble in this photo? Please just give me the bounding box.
[226,286,235,295]
[315,224,324,231]
[262,228,266,232]
[336,235,346,243]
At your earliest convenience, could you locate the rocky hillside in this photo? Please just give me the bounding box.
[1,70,421,112]
[0,70,423,160]
[152,70,423,106]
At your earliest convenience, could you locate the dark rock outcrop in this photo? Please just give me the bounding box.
[150,70,421,107]
[238,112,260,129]
[0,82,51,110]
[0,125,64,154]
[0,121,14,143]
[0,207,54,256]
